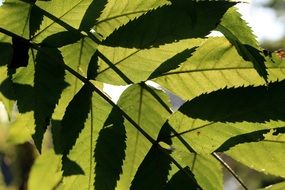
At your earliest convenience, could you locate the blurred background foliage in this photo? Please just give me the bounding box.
[260,0,285,50]
[0,0,284,190]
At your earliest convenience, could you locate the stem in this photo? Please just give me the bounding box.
[212,152,248,190]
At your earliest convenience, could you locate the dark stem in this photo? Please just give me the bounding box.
[212,152,248,190]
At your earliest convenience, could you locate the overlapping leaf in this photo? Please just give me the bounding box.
[30,0,93,43]
[130,123,173,190]
[94,107,126,190]
[93,0,170,39]
[154,37,285,100]
[226,134,285,178]
[217,7,268,82]
[115,84,171,189]
[163,80,285,154]
[33,48,68,151]
[156,120,223,190]
[61,91,113,190]
[96,39,203,85]
[103,1,236,48]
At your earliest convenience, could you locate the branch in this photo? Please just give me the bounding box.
[212,152,248,190]
[0,26,202,189]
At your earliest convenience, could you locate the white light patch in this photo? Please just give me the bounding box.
[103,83,128,103]
[0,102,9,123]
[237,1,284,41]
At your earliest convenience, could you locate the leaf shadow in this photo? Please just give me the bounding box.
[0,42,13,67]
[41,31,83,48]
[33,48,68,152]
[94,107,126,190]
[103,1,236,48]
[235,43,268,82]
[29,5,44,37]
[148,47,197,80]
[179,80,285,123]
[0,78,34,113]
[60,84,93,155]
[164,167,198,190]
[9,37,30,69]
[130,122,173,190]
[79,0,108,32]
[216,126,285,152]
[62,156,84,176]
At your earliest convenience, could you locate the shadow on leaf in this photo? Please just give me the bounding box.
[0,42,13,67]
[179,80,285,123]
[60,84,93,155]
[103,1,236,48]
[62,156,84,176]
[148,47,197,80]
[130,122,173,190]
[94,107,126,190]
[216,126,285,152]
[0,78,34,113]
[41,31,83,48]
[29,5,44,37]
[164,167,198,190]
[33,48,68,152]
[79,0,108,32]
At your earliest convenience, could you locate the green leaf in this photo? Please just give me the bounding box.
[226,135,285,178]
[148,48,197,80]
[93,0,170,39]
[154,37,285,100]
[172,149,223,190]
[0,0,31,38]
[6,111,35,144]
[60,37,98,77]
[60,84,93,155]
[33,48,68,152]
[61,92,113,190]
[165,80,285,154]
[94,107,126,190]
[115,84,171,189]
[130,144,172,190]
[179,80,285,123]
[79,0,108,32]
[217,8,268,82]
[41,31,83,48]
[130,122,174,190]
[103,1,236,48]
[28,150,62,190]
[29,0,93,42]
[96,38,203,85]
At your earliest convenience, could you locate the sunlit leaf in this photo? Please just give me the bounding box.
[93,0,170,39]
[61,92,113,190]
[154,37,285,100]
[103,1,236,48]
[28,150,62,190]
[115,84,171,189]
[0,0,31,38]
[217,8,268,82]
[226,134,285,178]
